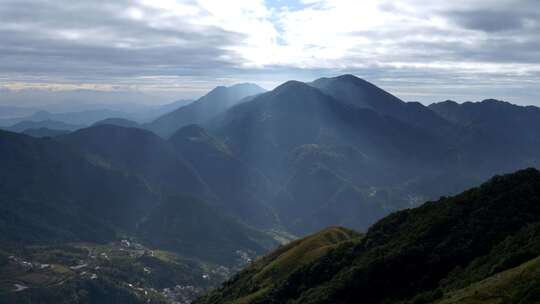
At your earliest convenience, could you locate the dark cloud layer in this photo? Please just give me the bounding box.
[448,10,533,32]
[0,0,539,105]
[0,0,245,78]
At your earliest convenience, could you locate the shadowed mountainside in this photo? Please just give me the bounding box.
[168,124,277,228]
[0,128,278,264]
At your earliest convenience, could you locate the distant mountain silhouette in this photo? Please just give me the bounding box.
[146,83,266,138]
[0,100,196,127]
[154,98,193,113]
[4,119,83,132]
[0,105,35,119]
[429,99,540,174]
[0,109,131,127]
[22,127,70,138]
[92,117,140,128]
[430,98,540,128]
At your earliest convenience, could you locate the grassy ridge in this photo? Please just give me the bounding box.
[196,227,360,304]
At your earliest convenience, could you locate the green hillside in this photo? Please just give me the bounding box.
[197,227,360,304]
[437,255,540,304]
[195,168,540,304]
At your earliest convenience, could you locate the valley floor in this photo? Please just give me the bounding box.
[0,241,248,304]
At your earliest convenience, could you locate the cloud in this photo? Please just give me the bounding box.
[0,1,245,72]
[0,0,539,105]
[447,10,528,32]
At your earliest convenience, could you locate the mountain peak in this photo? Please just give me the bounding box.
[428,100,459,109]
[146,82,265,138]
[480,98,510,106]
[312,74,372,87]
[272,80,322,97]
[274,80,309,91]
[310,74,405,110]
[209,85,227,92]
[206,83,265,96]
[92,117,139,128]
[335,73,365,83]
[229,82,265,91]
[269,80,328,103]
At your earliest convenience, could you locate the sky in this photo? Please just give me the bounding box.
[0,0,539,106]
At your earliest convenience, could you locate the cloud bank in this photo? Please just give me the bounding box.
[0,0,539,105]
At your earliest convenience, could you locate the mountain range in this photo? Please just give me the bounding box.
[4,74,540,236]
[4,119,83,132]
[1,74,539,303]
[3,74,540,236]
[198,75,539,234]
[0,127,278,264]
[0,99,193,129]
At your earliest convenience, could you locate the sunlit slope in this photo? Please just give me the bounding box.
[147,83,265,138]
[196,227,361,304]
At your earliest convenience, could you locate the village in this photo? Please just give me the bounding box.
[0,240,257,303]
